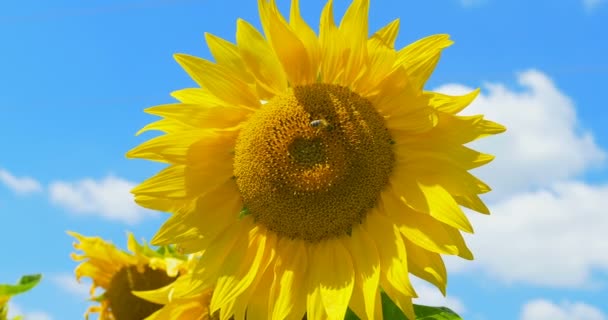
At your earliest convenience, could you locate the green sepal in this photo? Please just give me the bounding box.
[91,292,106,303]
[239,206,251,219]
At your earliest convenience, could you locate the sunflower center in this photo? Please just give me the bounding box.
[234,84,394,242]
[105,265,178,320]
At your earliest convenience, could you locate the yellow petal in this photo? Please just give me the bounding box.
[211,226,276,313]
[233,257,275,320]
[382,190,473,259]
[259,0,313,85]
[405,113,506,145]
[151,180,242,247]
[337,0,369,84]
[133,195,188,213]
[365,67,432,132]
[396,34,453,90]
[289,0,321,79]
[355,20,399,91]
[127,129,222,164]
[385,105,438,134]
[395,141,495,171]
[271,239,308,320]
[133,278,177,304]
[174,54,260,110]
[318,0,343,84]
[205,32,255,85]
[391,170,474,234]
[245,266,276,320]
[342,225,382,320]
[372,19,400,48]
[395,150,492,195]
[184,129,237,166]
[143,102,251,130]
[170,87,223,105]
[426,88,480,114]
[182,221,254,298]
[403,239,448,295]
[306,274,327,320]
[236,19,288,99]
[135,118,195,136]
[364,212,416,320]
[308,240,355,320]
[454,194,490,215]
[131,155,232,201]
[131,165,190,198]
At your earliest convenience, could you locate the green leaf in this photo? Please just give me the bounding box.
[378,291,463,320]
[0,274,42,297]
[380,291,408,320]
[344,307,360,320]
[413,304,462,319]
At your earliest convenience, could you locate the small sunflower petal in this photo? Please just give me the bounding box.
[271,239,308,320]
[342,225,382,320]
[396,34,453,90]
[174,54,260,110]
[236,18,288,98]
[259,0,314,85]
[382,190,473,259]
[338,0,370,84]
[427,88,480,114]
[318,240,355,320]
[403,239,448,295]
[205,32,255,85]
[391,169,475,234]
[289,0,321,79]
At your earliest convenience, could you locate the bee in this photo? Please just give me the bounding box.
[309,119,334,131]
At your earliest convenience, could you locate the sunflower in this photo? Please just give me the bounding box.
[133,255,215,320]
[127,0,505,319]
[68,231,187,320]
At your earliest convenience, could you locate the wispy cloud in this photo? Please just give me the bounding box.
[520,299,606,320]
[458,0,486,7]
[0,168,43,195]
[50,273,90,298]
[435,70,605,201]
[7,302,53,320]
[438,70,608,288]
[450,181,608,288]
[48,175,154,224]
[411,278,466,315]
[583,0,604,12]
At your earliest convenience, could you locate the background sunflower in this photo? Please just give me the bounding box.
[68,232,187,319]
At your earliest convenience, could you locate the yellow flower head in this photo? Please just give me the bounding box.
[68,231,187,320]
[128,0,505,319]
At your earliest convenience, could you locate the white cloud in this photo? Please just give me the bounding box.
[458,0,485,7]
[7,302,53,320]
[50,273,90,298]
[446,181,608,288]
[435,70,605,201]
[48,175,153,224]
[435,70,608,288]
[0,169,42,195]
[411,278,466,315]
[583,0,604,12]
[520,299,606,320]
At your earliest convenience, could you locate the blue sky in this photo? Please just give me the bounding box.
[1,0,607,319]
